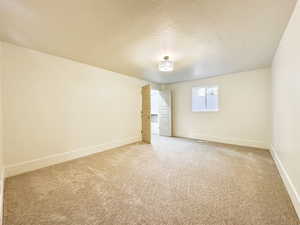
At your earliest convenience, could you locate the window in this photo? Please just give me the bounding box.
[192,86,219,112]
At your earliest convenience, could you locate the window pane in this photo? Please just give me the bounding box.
[192,87,206,111]
[206,87,218,111]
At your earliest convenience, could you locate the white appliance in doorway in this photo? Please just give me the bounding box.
[151,90,159,135]
[158,89,172,136]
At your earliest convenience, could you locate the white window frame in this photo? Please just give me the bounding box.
[192,86,219,112]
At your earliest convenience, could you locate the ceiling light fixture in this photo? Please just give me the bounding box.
[158,56,174,72]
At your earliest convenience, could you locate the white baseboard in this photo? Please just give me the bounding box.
[5,136,141,178]
[0,168,4,225]
[270,145,300,219]
[181,134,269,149]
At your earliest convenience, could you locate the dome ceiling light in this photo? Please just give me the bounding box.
[158,56,174,72]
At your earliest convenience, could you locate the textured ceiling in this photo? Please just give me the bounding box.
[0,0,297,83]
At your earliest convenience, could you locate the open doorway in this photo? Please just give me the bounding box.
[142,86,172,144]
[151,88,172,137]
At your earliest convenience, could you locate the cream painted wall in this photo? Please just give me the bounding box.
[0,43,3,169]
[167,68,271,149]
[2,42,147,169]
[271,0,300,216]
[0,41,4,224]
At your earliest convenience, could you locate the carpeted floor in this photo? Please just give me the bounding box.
[4,136,300,225]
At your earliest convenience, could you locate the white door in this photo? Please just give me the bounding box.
[159,90,172,136]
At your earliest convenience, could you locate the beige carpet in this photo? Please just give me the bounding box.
[4,136,299,225]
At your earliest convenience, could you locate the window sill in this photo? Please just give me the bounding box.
[192,109,219,112]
